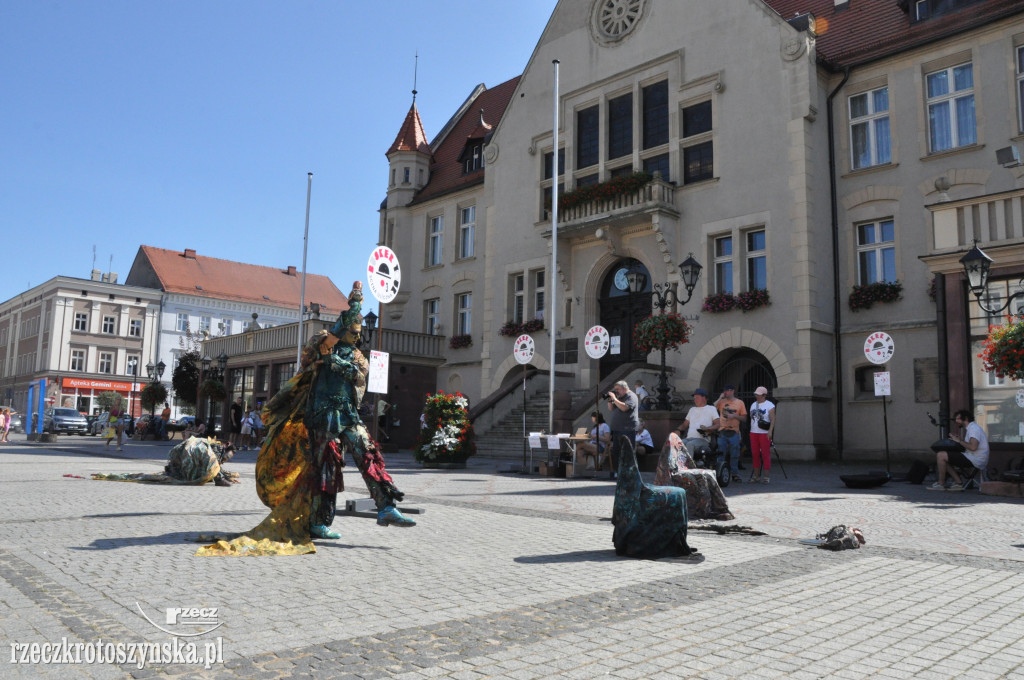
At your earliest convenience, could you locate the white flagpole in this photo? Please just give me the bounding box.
[549,60,559,434]
[298,172,312,365]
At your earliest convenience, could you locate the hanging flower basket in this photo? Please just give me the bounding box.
[201,379,228,401]
[979,314,1024,381]
[633,313,692,354]
[415,391,476,466]
[735,289,771,312]
[449,334,473,349]
[498,318,545,337]
[702,292,736,313]
[849,280,902,311]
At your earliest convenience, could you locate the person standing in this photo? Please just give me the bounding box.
[249,405,263,448]
[748,386,775,484]
[605,380,639,480]
[107,400,125,451]
[0,408,7,443]
[240,409,253,450]
[714,384,747,483]
[376,396,390,442]
[1,408,9,441]
[229,397,243,447]
[159,402,171,441]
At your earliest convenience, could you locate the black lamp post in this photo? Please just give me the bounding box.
[145,360,165,434]
[644,253,703,410]
[960,240,1024,314]
[362,310,378,347]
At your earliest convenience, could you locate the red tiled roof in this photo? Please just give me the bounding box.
[411,76,521,205]
[763,0,1024,68]
[126,246,348,314]
[387,103,431,155]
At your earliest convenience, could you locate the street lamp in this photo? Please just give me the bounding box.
[126,358,138,418]
[144,360,165,436]
[362,310,378,347]
[959,240,1024,314]
[648,253,703,410]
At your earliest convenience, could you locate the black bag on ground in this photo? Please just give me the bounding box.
[904,460,929,484]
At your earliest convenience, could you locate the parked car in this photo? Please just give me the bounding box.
[88,412,110,436]
[7,411,24,433]
[43,407,89,435]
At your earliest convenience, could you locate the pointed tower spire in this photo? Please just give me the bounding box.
[387,103,431,155]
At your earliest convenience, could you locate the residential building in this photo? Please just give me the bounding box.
[0,272,161,416]
[380,0,1024,461]
[124,246,348,417]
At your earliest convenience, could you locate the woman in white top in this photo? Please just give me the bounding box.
[635,420,654,456]
[748,386,775,484]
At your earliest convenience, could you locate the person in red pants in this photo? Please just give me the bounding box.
[748,386,775,484]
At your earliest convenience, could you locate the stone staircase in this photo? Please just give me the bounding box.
[475,391,575,459]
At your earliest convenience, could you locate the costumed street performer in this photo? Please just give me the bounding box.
[91,437,239,486]
[196,281,414,557]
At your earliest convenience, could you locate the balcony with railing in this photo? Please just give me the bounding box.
[541,174,679,238]
[201,319,445,363]
[930,188,1024,253]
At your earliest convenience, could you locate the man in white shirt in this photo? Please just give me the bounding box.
[929,409,990,491]
[675,388,720,461]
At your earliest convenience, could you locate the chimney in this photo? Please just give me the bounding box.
[286,265,297,276]
[102,272,118,284]
[90,269,102,281]
[183,249,197,259]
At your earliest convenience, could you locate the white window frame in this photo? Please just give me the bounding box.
[128,319,142,337]
[176,313,189,332]
[856,219,897,285]
[98,352,113,375]
[102,316,116,334]
[428,215,444,267]
[511,274,525,324]
[457,293,472,336]
[745,229,767,291]
[74,312,88,332]
[533,269,545,321]
[70,349,85,372]
[714,235,734,295]
[849,86,891,170]
[459,206,475,259]
[199,315,212,334]
[425,299,440,335]
[926,62,976,153]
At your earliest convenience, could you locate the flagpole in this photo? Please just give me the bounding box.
[298,172,312,365]
[549,60,559,434]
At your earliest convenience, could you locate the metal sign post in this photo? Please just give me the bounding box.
[585,324,610,422]
[865,332,895,475]
[514,334,535,472]
[367,246,402,444]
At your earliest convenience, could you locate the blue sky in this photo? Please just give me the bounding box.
[0,0,557,312]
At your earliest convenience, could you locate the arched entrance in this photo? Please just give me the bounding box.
[598,258,653,378]
[704,349,778,403]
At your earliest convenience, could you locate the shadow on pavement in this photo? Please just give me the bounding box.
[514,549,706,564]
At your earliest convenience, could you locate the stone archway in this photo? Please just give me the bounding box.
[686,329,793,397]
[490,353,551,393]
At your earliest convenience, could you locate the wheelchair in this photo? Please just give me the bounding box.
[691,428,731,488]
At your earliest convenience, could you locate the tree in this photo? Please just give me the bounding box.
[140,383,168,413]
[171,326,203,409]
[96,391,125,413]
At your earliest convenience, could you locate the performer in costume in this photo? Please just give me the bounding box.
[306,281,414,538]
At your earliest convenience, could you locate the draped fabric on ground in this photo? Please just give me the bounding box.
[654,433,735,521]
[196,347,319,557]
[612,435,692,559]
[91,437,238,486]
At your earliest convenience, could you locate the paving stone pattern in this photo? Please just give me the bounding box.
[0,436,1022,679]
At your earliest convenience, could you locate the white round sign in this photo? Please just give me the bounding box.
[366,247,402,303]
[513,334,535,365]
[863,331,895,365]
[1016,389,1024,408]
[585,325,610,359]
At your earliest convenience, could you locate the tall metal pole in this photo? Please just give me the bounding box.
[548,59,559,434]
[297,172,313,365]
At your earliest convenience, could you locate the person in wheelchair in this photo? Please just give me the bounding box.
[673,388,720,465]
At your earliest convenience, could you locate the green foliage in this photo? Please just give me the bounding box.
[172,350,201,408]
[201,379,228,402]
[633,313,692,354]
[140,383,168,411]
[96,391,124,413]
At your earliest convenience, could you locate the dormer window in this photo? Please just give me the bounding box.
[909,0,985,23]
[461,142,485,174]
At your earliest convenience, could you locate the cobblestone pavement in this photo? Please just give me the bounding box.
[1,434,1022,679]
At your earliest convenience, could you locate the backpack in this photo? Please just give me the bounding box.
[904,460,929,484]
[817,525,862,551]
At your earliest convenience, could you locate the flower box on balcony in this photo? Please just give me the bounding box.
[448,334,473,349]
[498,318,545,337]
[702,292,736,313]
[735,289,771,312]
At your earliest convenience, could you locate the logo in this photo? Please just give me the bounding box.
[585,325,610,359]
[513,334,535,364]
[136,603,222,638]
[366,247,402,303]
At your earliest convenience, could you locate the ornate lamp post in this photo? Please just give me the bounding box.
[960,240,1024,314]
[126,357,138,417]
[641,254,703,410]
[144,360,165,432]
[361,310,379,439]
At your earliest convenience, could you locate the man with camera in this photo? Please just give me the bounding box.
[714,384,747,483]
[604,380,639,480]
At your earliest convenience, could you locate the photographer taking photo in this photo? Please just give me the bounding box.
[604,380,639,480]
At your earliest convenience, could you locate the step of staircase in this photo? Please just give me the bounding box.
[475,390,595,459]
